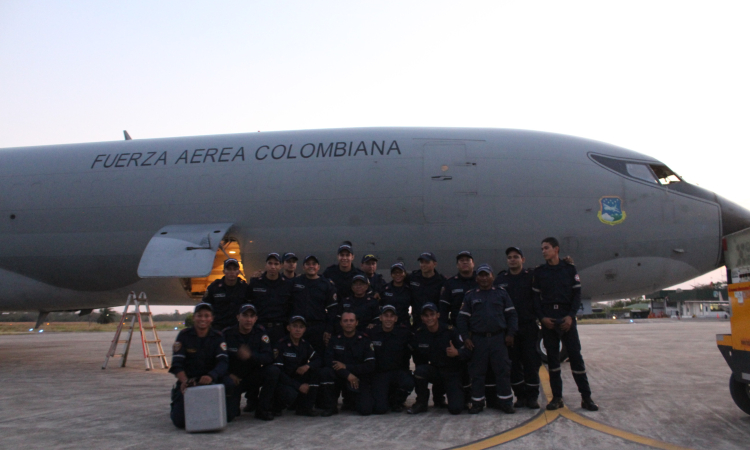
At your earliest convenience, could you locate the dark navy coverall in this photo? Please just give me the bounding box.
[320,331,376,415]
[290,275,338,354]
[202,277,248,331]
[365,324,414,413]
[247,274,293,344]
[273,336,321,412]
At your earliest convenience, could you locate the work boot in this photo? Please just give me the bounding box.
[526,397,540,409]
[407,402,428,415]
[468,400,485,414]
[498,402,516,414]
[581,397,599,411]
[255,410,274,421]
[295,408,320,417]
[433,397,447,408]
[391,403,406,413]
[320,407,339,417]
[513,396,526,408]
[546,397,564,410]
[272,407,284,417]
[243,402,257,413]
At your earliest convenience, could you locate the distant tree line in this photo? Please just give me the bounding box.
[0,309,190,323]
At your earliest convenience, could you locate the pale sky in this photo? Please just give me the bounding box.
[1,1,747,311]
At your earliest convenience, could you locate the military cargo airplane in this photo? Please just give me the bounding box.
[1,127,749,324]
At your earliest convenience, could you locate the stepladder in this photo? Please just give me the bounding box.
[102,292,170,370]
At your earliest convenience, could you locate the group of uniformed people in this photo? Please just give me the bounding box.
[168,238,599,428]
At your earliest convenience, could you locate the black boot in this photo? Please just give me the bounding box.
[468,400,485,414]
[581,397,599,411]
[546,397,564,410]
[407,402,428,414]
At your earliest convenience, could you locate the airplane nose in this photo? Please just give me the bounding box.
[718,195,750,236]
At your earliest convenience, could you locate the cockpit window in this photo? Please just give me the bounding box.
[590,154,682,186]
[650,165,682,185]
[625,163,658,184]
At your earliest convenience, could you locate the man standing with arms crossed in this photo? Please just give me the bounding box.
[533,237,599,411]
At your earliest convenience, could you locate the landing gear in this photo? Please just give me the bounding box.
[729,376,750,415]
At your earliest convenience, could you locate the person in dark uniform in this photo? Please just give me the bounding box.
[290,255,338,354]
[407,303,470,416]
[439,251,477,403]
[381,263,412,327]
[223,303,280,421]
[323,241,366,301]
[202,258,248,331]
[458,264,518,414]
[495,246,541,409]
[272,316,322,417]
[282,252,298,280]
[361,253,386,299]
[409,252,446,331]
[169,302,230,429]
[319,310,377,416]
[366,305,414,414]
[439,251,477,325]
[336,275,380,332]
[533,237,599,412]
[247,253,293,344]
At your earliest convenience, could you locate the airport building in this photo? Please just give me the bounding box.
[645,287,730,319]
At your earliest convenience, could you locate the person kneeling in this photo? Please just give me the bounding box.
[319,310,376,416]
[367,305,414,414]
[169,303,232,429]
[273,316,322,417]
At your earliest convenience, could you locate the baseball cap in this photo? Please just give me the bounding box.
[361,254,378,263]
[505,247,523,257]
[381,305,397,314]
[289,315,307,325]
[351,274,369,284]
[421,302,439,313]
[456,251,473,261]
[476,264,494,275]
[282,252,298,262]
[238,304,257,315]
[223,258,240,269]
[303,254,319,264]
[417,252,437,262]
[266,252,281,262]
[390,262,406,273]
[194,302,213,313]
[338,241,353,254]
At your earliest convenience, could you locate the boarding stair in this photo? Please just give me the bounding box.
[102,292,169,370]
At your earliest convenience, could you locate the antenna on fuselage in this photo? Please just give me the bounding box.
[123,130,132,140]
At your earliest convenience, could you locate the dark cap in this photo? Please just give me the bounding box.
[417,252,437,262]
[381,305,397,314]
[238,304,257,315]
[456,251,473,261]
[338,242,353,254]
[194,302,213,313]
[282,252,298,262]
[390,262,406,273]
[476,264,494,275]
[223,258,240,269]
[351,274,369,285]
[303,254,319,264]
[421,302,439,313]
[361,254,378,263]
[266,252,281,262]
[289,315,307,325]
[505,247,523,257]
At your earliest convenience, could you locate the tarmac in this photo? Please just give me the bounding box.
[0,320,748,449]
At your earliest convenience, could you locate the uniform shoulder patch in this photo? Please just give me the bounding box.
[574,274,581,282]
[173,341,181,352]
[220,342,227,351]
[262,335,270,344]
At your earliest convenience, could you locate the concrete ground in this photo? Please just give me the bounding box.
[0,320,748,449]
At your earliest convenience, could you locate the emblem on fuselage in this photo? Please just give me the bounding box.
[598,196,626,225]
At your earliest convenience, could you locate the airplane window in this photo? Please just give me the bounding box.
[650,165,682,185]
[625,163,658,184]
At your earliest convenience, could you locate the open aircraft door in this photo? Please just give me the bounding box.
[137,223,234,278]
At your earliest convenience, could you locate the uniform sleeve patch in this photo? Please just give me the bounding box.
[220,342,227,351]
[574,274,580,282]
[173,341,181,352]
[262,335,270,344]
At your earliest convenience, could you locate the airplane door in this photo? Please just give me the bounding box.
[137,223,233,277]
[423,142,476,223]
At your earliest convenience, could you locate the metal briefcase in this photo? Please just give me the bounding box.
[184,384,227,432]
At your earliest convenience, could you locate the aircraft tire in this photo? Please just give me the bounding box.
[729,375,750,415]
[536,332,569,364]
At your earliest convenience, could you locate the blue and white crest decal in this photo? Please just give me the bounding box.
[598,196,626,226]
